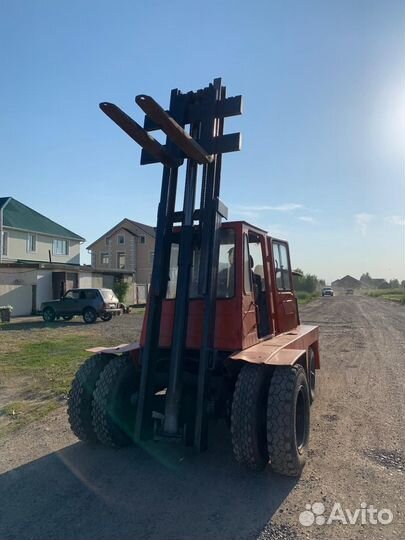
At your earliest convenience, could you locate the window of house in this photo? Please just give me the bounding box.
[117,252,126,269]
[53,239,69,256]
[100,252,109,265]
[140,236,145,244]
[27,233,37,253]
[117,234,125,245]
[273,241,292,290]
[149,251,154,265]
[1,231,8,256]
[105,237,111,246]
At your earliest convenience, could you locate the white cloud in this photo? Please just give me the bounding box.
[355,213,374,236]
[385,215,405,226]
[232,203,303,212]
[298,216,315,224]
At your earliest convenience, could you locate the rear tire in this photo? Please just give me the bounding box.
[92,355,139,447]
[67,354,113,442]
[83,307,97,324]
[267,365,310,476]
[42,307,56,322]
[231,364,270,471]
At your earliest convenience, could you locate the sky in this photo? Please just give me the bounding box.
[0,0,404,283]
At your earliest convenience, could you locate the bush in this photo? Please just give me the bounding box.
[296,291,318,304]
[365,289,404,298]
[292,269,320,293]
[113,281,130,303]
[295,291,310,300]
[365,289,405,305]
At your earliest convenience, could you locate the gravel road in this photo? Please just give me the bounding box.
[0,296,404,540]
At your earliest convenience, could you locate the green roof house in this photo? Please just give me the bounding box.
[0,197,85,266]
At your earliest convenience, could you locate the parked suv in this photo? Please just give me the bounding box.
[41,288,121,324]
[321,286,334,297]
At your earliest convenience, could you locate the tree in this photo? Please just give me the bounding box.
[293,269,322,293]
[360,272,373,286]
[113,280,130,303]
[389,279,400,289]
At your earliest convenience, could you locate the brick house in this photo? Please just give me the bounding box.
[87,218,155,285]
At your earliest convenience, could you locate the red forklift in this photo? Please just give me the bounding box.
[68,79,320,476]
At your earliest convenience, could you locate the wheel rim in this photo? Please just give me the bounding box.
[84,311,94,322]
[44,309,53,321]
[295,387,307,452]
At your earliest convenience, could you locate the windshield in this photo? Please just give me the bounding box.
[167,228,236,299]
[100,289,119,303]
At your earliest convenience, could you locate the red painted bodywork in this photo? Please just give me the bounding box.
[140,221,319,367]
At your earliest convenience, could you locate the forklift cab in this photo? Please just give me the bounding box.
[144,221,299,353]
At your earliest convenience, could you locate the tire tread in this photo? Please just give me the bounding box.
[68,354,112,442]
[267,365,309,476]
[231,364,269,471]
[92,355,136,447]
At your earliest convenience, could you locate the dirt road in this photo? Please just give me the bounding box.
[0,296,404,540]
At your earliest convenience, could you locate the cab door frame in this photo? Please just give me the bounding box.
[269,237,299,333]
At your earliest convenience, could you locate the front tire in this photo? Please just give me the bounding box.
[42,307,56,322]
[101,312,113,322]
[83,307,97,324]
[231,364,270,471]
[92,355,139,447]
[267,365,310,476]
[67,354,113,442]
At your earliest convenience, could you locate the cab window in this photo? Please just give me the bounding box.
[243,234,252,293]
[273,242,292,290]
[167,228,236,299]
[216,228,236,298]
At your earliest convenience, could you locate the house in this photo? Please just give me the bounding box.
[331,275,363,290]
[87,218,156,284]
[0,197,85,315]
[369,278,390,289]
[0,197,84,266]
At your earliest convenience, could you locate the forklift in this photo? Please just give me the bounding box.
[68,79,320,476]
